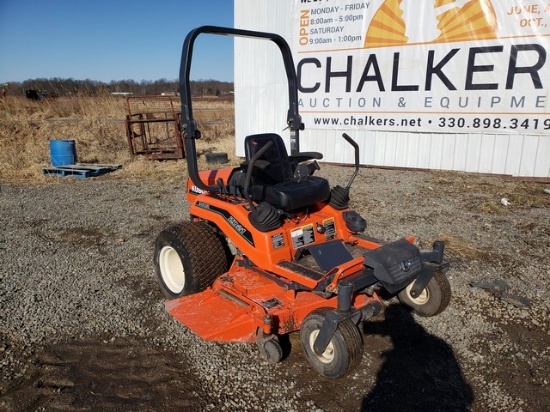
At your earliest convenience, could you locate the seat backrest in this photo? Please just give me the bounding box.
[244,133,294,185]
[244,133,331,211]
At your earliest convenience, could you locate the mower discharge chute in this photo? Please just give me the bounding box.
[153,26,451,379]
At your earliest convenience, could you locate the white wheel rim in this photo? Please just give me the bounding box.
[309,330,335,363]
[406,283,429,305]
[159,245,185,293]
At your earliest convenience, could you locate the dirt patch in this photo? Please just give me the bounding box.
[59,228,105,246]
[1,337,204,412]
[496,322,550,410]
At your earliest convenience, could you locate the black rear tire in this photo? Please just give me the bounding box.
[154,221,230,299]
[299,308,363,379]
[397,271,451,317]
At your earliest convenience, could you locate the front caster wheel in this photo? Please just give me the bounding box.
[299,308,363,379]
[397,271,451,317]
[256,332,283,364]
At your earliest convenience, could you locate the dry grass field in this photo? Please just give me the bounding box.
[0,95,237,182]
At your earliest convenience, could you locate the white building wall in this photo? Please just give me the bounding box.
[234,0,550,179]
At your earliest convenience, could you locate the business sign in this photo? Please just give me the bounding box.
[292,0,550,133]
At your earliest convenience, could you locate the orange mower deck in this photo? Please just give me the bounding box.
[166,262,380,343]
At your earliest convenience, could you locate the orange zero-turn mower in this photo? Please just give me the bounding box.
[153,26,451,379]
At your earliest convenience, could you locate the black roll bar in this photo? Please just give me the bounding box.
[179,25,304,193]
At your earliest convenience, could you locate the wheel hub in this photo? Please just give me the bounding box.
[309,330,335,363]
[406,283,429,305]
[159,245,185,293]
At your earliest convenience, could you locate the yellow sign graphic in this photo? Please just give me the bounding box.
[364,0,498,47]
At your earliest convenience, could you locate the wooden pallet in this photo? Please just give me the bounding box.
[42,163,122,178]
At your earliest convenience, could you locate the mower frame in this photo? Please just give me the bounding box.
[153,26,451,379]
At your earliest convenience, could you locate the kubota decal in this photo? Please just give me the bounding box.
[196,202,254,246]
[189,185,205,195]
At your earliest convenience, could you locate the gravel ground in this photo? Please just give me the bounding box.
[0,165,549,411]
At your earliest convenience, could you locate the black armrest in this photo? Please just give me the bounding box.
[290,151,323,162]
[241,159,270,170]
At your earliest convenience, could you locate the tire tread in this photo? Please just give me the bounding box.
[155,221,229,297]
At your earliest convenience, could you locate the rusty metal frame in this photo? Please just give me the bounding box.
[125,95,185,160]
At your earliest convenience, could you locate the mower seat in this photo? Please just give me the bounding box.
[244,133,330,211]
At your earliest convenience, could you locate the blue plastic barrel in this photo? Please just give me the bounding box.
[50,139,77,167]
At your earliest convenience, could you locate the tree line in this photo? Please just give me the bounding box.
[2,78,233,97]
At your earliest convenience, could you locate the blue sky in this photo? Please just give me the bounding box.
[0,0,235,83]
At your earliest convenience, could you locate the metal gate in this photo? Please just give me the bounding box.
[125,96,184,160]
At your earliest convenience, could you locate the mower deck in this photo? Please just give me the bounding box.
[166,261,378,343]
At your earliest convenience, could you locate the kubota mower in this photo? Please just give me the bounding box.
[154,26,451,379]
